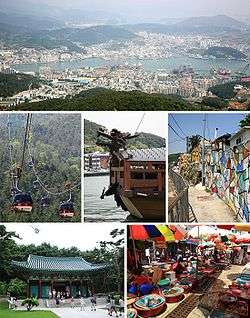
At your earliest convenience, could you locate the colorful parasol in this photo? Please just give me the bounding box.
[129,225,186,241]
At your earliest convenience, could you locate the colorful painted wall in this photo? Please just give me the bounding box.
[205,141,250,222]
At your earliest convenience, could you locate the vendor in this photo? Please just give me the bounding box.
[131,267,151,285]
[172,259,185,275]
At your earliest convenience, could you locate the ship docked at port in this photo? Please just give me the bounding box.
[96,128,166,221]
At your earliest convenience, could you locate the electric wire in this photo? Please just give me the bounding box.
[169,114,187,138]
[168,123,186,140]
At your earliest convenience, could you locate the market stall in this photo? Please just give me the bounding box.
[127,224,250,318]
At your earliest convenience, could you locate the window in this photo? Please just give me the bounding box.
[236,137,242,145]
[131,172,144,179]
[130,164,147,170]
[152,164,164,170]
[120,171,124,178]
[145,172,158,179]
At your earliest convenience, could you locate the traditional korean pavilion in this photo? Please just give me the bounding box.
[10,255,109,299]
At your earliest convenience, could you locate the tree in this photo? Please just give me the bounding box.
[240,115,250,127]
[99,228,124,294]
[0,225,21,281]
[7,279,26,297]
[189,135,201,152]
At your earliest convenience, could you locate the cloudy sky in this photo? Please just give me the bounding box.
[43,0,250,17]
[1,0,249,19]
[84,111,166,138]
[3,223,124,250]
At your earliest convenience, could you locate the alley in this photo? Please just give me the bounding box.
[189,183,236,222]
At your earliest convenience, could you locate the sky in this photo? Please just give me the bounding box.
[1,0,249,20]
[168,113,247,154]
[3,223,124,250]
[44,0,250,18]
[84,111,166,138]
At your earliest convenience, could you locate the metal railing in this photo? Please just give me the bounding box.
[168,169,197,222]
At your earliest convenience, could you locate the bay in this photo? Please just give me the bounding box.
[84,175,128,222]
[11,56,246,74]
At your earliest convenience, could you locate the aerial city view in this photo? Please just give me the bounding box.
[0,0,249,111]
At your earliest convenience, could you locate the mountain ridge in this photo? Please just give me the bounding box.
[84,119,166,152]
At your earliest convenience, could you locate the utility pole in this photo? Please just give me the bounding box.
[202,115,206,186]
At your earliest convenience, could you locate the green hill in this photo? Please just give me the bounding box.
[0,73,41,98]
[84,119,166,152]
[16,88,207,111]
[48,25,137,45]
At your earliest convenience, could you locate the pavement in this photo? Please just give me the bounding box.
[17,306,124,318]
[189,183,236,222]
[186,264,245,318]
[46,306,124,318]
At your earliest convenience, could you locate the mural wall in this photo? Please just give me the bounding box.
[205,141,250,222]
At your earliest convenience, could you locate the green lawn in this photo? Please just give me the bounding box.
[0,302,59,318]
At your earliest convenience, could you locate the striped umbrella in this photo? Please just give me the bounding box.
[129,225,185,241]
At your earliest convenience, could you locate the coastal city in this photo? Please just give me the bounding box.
[1,31,250,108]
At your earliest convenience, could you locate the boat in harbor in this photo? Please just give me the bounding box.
[96,128,166,221]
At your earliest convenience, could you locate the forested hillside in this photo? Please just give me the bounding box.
[0,114,81,222]
[84,119,166,153]
[17,88,207,111]
[0,73,41,98]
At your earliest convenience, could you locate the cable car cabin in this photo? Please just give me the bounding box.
[59,202,75,218]
[12,193,33,213]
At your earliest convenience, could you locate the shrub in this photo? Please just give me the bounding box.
[22,297,39,311]
[0,281,8,295]
[7,278,26,297]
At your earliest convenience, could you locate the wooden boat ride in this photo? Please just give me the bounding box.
[161,287,185,303]
[133,294,166,317]
[96,128,166,221]
[127,308,138,318]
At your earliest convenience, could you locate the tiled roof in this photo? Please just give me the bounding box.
[121,147,165,162]
[11,255,108,273]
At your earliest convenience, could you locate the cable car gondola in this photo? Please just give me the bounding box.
[59,201,75,218]
[12,193,33,213]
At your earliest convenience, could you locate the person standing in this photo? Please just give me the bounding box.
[90,294,97,311]
[80,297,86,311]
[118,296,124,316]
[109,295,118,317]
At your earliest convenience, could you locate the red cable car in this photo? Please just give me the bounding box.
[12,193,33,212]
[59,201,75,218]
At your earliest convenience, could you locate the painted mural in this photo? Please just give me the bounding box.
[205,141,250,222]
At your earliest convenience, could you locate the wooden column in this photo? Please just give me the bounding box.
[51,280,54,294]
[124,162,130,190]
[69,280,72,297]
[80,279,83,296]
[38,279,42,299]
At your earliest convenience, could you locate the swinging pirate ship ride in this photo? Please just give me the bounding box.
[96,128,166,221]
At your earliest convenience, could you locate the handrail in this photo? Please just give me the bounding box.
[168,169,196,222]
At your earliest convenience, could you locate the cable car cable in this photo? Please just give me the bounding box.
[134,112,146,135]
[26,120,80,196]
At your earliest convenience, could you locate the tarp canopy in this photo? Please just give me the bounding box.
[129,225,186,242]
